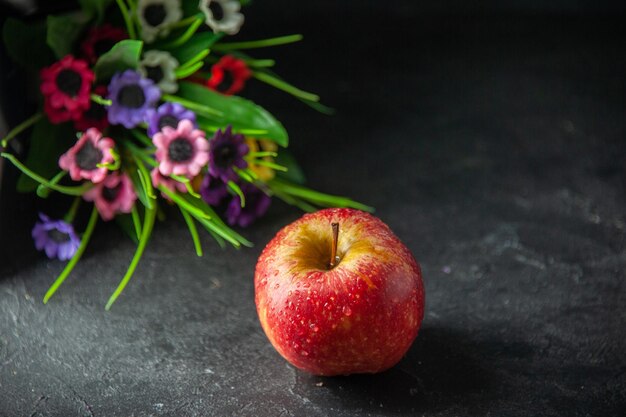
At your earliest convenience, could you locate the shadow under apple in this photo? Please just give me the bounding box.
[293,326,518,415]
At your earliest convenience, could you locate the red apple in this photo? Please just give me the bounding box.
[255,208,425,376]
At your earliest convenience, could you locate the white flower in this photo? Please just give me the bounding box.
[137,0,183,43]
[139,50,180,94]
[199,0,244,35]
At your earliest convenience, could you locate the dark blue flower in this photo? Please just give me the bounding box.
[145,102,196,137]
[208,125,248,183]
[107,70,160,128]
[31,213,81,260]
[226,183,271,228]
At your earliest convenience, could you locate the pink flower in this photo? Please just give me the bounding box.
[153,119,209,177]
[151,168,188,199]
[83,174,136,221]
[59,128,115,183]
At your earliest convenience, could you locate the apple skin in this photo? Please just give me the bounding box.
[255,208,425,376]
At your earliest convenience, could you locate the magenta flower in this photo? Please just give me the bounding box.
[208,125,248,183]
[226,183,271,227]
[199,174,228,206]
[83,173,136,221]
[59,128,115,183]
[151,167,188,199]
[153,119,209,177]
[31,213,81,260]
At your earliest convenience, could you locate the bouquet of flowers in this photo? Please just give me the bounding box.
[0,0,370,309]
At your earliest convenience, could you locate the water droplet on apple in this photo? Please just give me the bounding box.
[288,290,292,296]
[343,306,353,316]
[274,283,280,289]
[300,350,309,356]
[311,325,319,332]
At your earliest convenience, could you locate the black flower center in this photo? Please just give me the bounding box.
[84,102,107,121]
[145,65,164,84]
[209,1,225,21]
[168,138,194,162]
[158,115,179,130]
[217,70,234,92]
[48,229,71,243]
[117,84,146,109]
[93,38,116,57]
[75,141,104,171]
[144,4,167,27]
[56,69,82,97]
[214,143,237,168]
[102,183,122,202]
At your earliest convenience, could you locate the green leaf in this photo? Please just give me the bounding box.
[167,31,222,64]
[47,12,91,59]
[275,149,306,184]
[16,120,75,192]
[2,18,55,71]
[79,0,114,23]
[94,39,143,82]
[126,167,154,209]
[178,81,288,147]
[115,214,140,244]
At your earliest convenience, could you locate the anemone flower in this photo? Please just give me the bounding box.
[139,50,179,94]
[199,0,244,35]
[83,173,137,221]
[59,128,116,183]
[32,213,81,261]
[226,183,271,227]
[199,174,229,206]
[107,70,160,128]
[153,119,209,177]
[80,24,127,64]
[137,0,183,43]
[208,125,248,183]
[206,55,251,96]
[40,55,94,123]
[145,102,196,137]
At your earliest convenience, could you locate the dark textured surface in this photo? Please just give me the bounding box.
[1,5,626,417]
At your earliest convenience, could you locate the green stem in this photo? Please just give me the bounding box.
[64,197,82,223]
[162,94,223,117]
[162,17,203,49]
[180,207,203,256]
[212,34,303,51]
[43,207,99,304]
[90,94,112,106]
[129,129,154,147]
[105,204,157,310]
[253,72,320,102]
[166,13,203,30]
[159,186,211,220]
[178,49,210,71]
[1,153,92,196]
[1,112,43,148]
[175,61,204,79]
[115,0,136,39]
[131,205,142,240]
[227,180,245,207]
[246,59,275,68]
[251,159,288,172]
[37,171,66,198]
[269,178,374,212]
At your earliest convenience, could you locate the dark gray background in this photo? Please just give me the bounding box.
[1,1,625,416]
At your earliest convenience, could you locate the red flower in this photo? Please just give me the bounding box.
[40,55,94,124]
[80,24,127,65]
[206,55,251,96]
[74,85,109,131]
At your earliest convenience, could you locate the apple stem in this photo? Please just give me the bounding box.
[330,222,339,269]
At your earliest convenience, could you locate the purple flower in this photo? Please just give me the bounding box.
[107,70,160,128]
[226,183,271,228]
[31,213,81,260]
[145,102,196,137]
[208,125,249,183]
[200,174,229,206]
